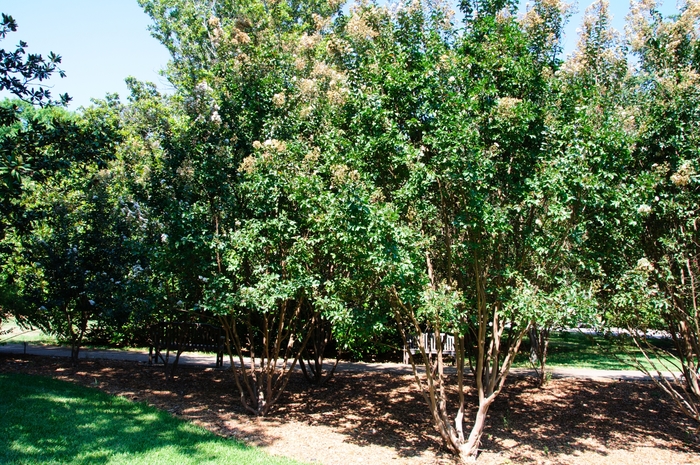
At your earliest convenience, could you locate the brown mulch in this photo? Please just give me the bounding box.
[1,354,699,465]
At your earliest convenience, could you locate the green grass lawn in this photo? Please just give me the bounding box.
[0,373,303,465]
[514,330,680,372]
[1,318,57,344]
[0,319,150,353]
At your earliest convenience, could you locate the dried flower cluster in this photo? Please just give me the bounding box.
[495,97,522,119]
[671,161,695,187]
[520,0,572,51]
[331,164,360,186]
[637,204,652,214]
[346,3,382,41]
[299,32,322,51]
[628,0,700,59]
[560,1,625,77]
[272,92,286,108]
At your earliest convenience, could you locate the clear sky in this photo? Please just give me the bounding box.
[0,0,680,110]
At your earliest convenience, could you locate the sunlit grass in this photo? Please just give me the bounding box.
[514,330,680,372]
[0,318,57,344]
[0,373,304,465]
[0,318,149,352]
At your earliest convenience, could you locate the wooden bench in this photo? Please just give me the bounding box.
[149,322,226,370]
[403,332,456,364]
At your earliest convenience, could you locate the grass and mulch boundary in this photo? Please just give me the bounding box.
[0,371,304,465]
[1,353,699,465]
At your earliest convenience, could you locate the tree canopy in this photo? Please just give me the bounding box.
[1,0,699,461]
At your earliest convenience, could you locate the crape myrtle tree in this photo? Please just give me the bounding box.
[136,0,396,414]
[523,0,630,387]
[601,0,700,423]
[115,79,215,336]
[335,0,594,460]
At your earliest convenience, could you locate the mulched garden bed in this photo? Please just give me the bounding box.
[1,353,698,464]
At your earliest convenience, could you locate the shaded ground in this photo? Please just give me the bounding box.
[1,354,698,464]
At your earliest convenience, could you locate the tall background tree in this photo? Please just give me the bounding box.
[0,11,72,338]
[601,0,700,423]
[2,99,128,364]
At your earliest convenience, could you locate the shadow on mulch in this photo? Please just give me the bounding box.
[1,353,698,463]
[281,370,439,459]
[481,377,699,461]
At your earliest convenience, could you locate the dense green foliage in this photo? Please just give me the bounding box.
[1,0,699,461]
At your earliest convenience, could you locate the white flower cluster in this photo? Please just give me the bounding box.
[123,201,149,229]
[129,264,145,280]
[188,80,222,126]
[252,139,287,153]
[195,81,212,94]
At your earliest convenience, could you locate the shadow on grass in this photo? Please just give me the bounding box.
[0,373,299,465]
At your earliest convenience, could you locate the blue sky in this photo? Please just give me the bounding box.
[0,0,679,109]
[0,0,171,109]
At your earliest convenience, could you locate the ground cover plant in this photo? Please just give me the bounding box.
[0,371,303,465]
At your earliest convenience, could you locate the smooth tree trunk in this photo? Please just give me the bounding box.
[529,323,551,387]
[459,397,496,460]
[393,282,528,463]
[299,317,340,385]
[220,298,318,416]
